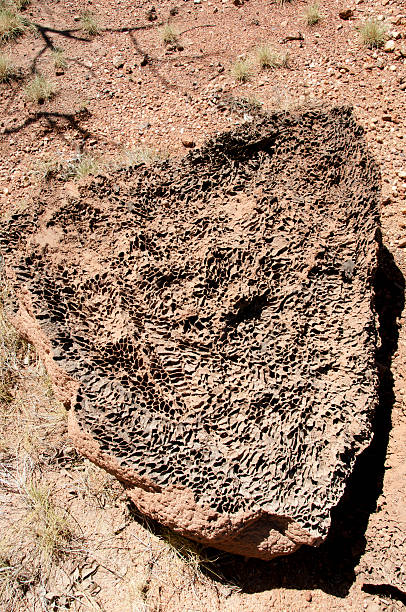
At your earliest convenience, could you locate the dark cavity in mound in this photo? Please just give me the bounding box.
[0,106,381,558]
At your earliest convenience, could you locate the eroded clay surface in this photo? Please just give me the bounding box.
[0,107,381,559]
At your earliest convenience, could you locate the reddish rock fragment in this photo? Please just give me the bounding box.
[181,136,195,148]
[339,8,354,20]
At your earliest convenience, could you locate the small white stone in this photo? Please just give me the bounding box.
[112,55,124,68]
[384,40,396,52]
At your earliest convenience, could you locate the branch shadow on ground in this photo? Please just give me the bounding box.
[128,243,404,601]
[2,20,219,139]
[2,109,92,140]
[127,30,224,93]
[8,20,161,90]
[28,21,159,75]
[2,7,227,142]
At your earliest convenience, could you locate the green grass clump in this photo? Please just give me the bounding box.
[80,11,100,36]
[256,45,288,69]
[231,58,252,83]
[0,7,27,42]
[359,18,387,48]
[25,74,56,103]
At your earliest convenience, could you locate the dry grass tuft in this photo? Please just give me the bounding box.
[25,74,56,103]
[33,153,99,182]
[0,52,17,81]
[0,539,29,611]
[34,157,64,182]
[0,459,76,610]
[120,147,169,167]
[80,10,101,35]
[0,369,67,462]
[71,154,99,179]
[304,3,322,26]
[0,281,67,461]
[0,293,28,404]
[256,45,288,69]
[161,529,219,580]
[24,479,73,561]
[51,46,67,70]
[160,23,179,45]
[0,289,77,609]
[231,58,253,83]
[0,7,28,42]
[358,18,387,48]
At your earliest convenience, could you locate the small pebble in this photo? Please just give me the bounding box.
[181,136,196,148]
[384,40,395,52]
[339,8,354,20]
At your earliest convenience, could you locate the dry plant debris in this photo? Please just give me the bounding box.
[80,11,101,36]
[304,3,322,26]
[160,23,179,46]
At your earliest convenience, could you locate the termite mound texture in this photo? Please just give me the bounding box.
[1,106,381,560]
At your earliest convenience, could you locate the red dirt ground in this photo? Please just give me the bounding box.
[0,0,405,610]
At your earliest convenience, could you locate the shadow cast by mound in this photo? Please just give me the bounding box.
[129,243,404,599]
[362,584,406,605]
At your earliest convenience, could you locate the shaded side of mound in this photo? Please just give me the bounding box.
[0,106,381,560]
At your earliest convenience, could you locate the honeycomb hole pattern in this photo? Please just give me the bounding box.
[0,106,381,560]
